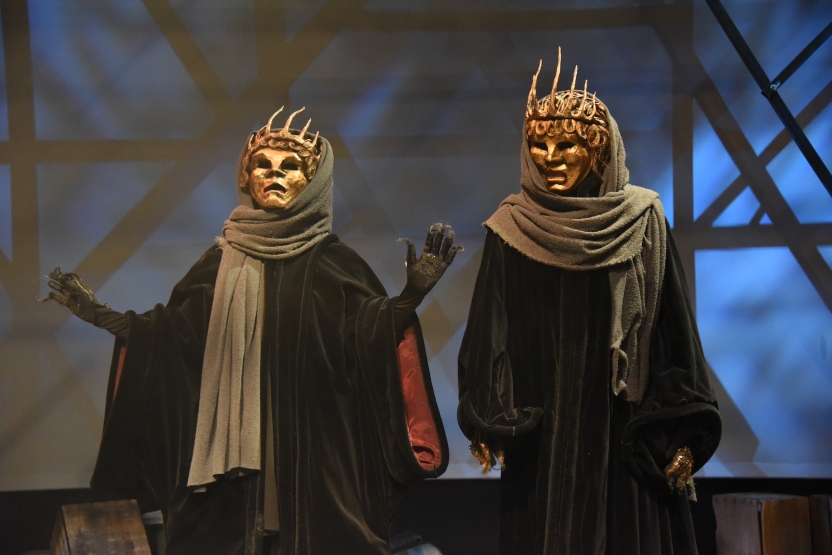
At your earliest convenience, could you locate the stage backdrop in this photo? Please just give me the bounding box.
[0,0,830,490]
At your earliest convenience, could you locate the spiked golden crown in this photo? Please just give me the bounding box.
[239,107,321,186]
[524,48,608,130]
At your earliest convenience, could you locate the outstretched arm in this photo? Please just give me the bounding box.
[44,267,129,340]
[394,223,463,338]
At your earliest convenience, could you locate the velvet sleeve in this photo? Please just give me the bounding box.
[313,241,448,485]
[354,295,449,484]
[457,231,543,441]
[90,246,221,501]
[621,226,721,486]
[90,305,166,494]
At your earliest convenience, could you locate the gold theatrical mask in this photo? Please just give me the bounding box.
[529,131,593,193]
[524,48,611,195]
[238,106,321,209]
[248,148,309,209]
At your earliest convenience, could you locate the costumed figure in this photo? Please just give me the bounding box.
[457,51,721,555]
[47,107,462,555]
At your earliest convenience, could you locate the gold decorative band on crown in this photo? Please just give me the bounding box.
[248,106,320,157]
[239,107,322,186]
[524,47,608,129]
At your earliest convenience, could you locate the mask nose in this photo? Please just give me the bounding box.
[545,145,563,163]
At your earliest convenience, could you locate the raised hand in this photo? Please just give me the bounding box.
[392,223,463,338]
[399,223,463,299]
[43,267,129,338]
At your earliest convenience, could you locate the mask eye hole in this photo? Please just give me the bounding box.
[557,141,573,150]
[281,162,300,172]
[256,158,271,170]
[532,142,547,151]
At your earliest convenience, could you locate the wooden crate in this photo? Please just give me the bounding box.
[50,499,152,555]
[713,493,811,555]
[811,494,832,555]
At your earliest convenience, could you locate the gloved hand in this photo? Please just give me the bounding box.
[470,429,504,475]
[665,445,693,491]
[44,267,129,340]
[394,223,463,337]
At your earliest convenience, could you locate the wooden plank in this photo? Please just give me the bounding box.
[49,507,70,555]
[811,495,832,555]
[757,493,811,555]
[49,500,151,555]
[714,493,762,555]
[713,493,812,555]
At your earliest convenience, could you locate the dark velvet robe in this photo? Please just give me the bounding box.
[458,227,721,555]
[91,234,448,555]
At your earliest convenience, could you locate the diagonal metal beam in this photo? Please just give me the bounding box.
[695,177,749,229]
[656,26,832,312]
[750,205,766,225]
[696,79,832,227]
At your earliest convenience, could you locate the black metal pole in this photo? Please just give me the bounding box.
[767,91,832,196]
[704,0,770,89]
[704,0,832,197]
[770,21,832,93]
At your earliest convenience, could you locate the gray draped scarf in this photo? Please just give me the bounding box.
[484,114,666,403]
[187,137,334,487]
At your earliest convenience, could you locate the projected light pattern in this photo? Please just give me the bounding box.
[697,248,832,476]
[28,3,215,140]
[0,0,830,489]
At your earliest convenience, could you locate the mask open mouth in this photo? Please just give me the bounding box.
[265,183,287,194]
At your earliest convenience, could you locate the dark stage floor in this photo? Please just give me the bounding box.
[1,478,831,555]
